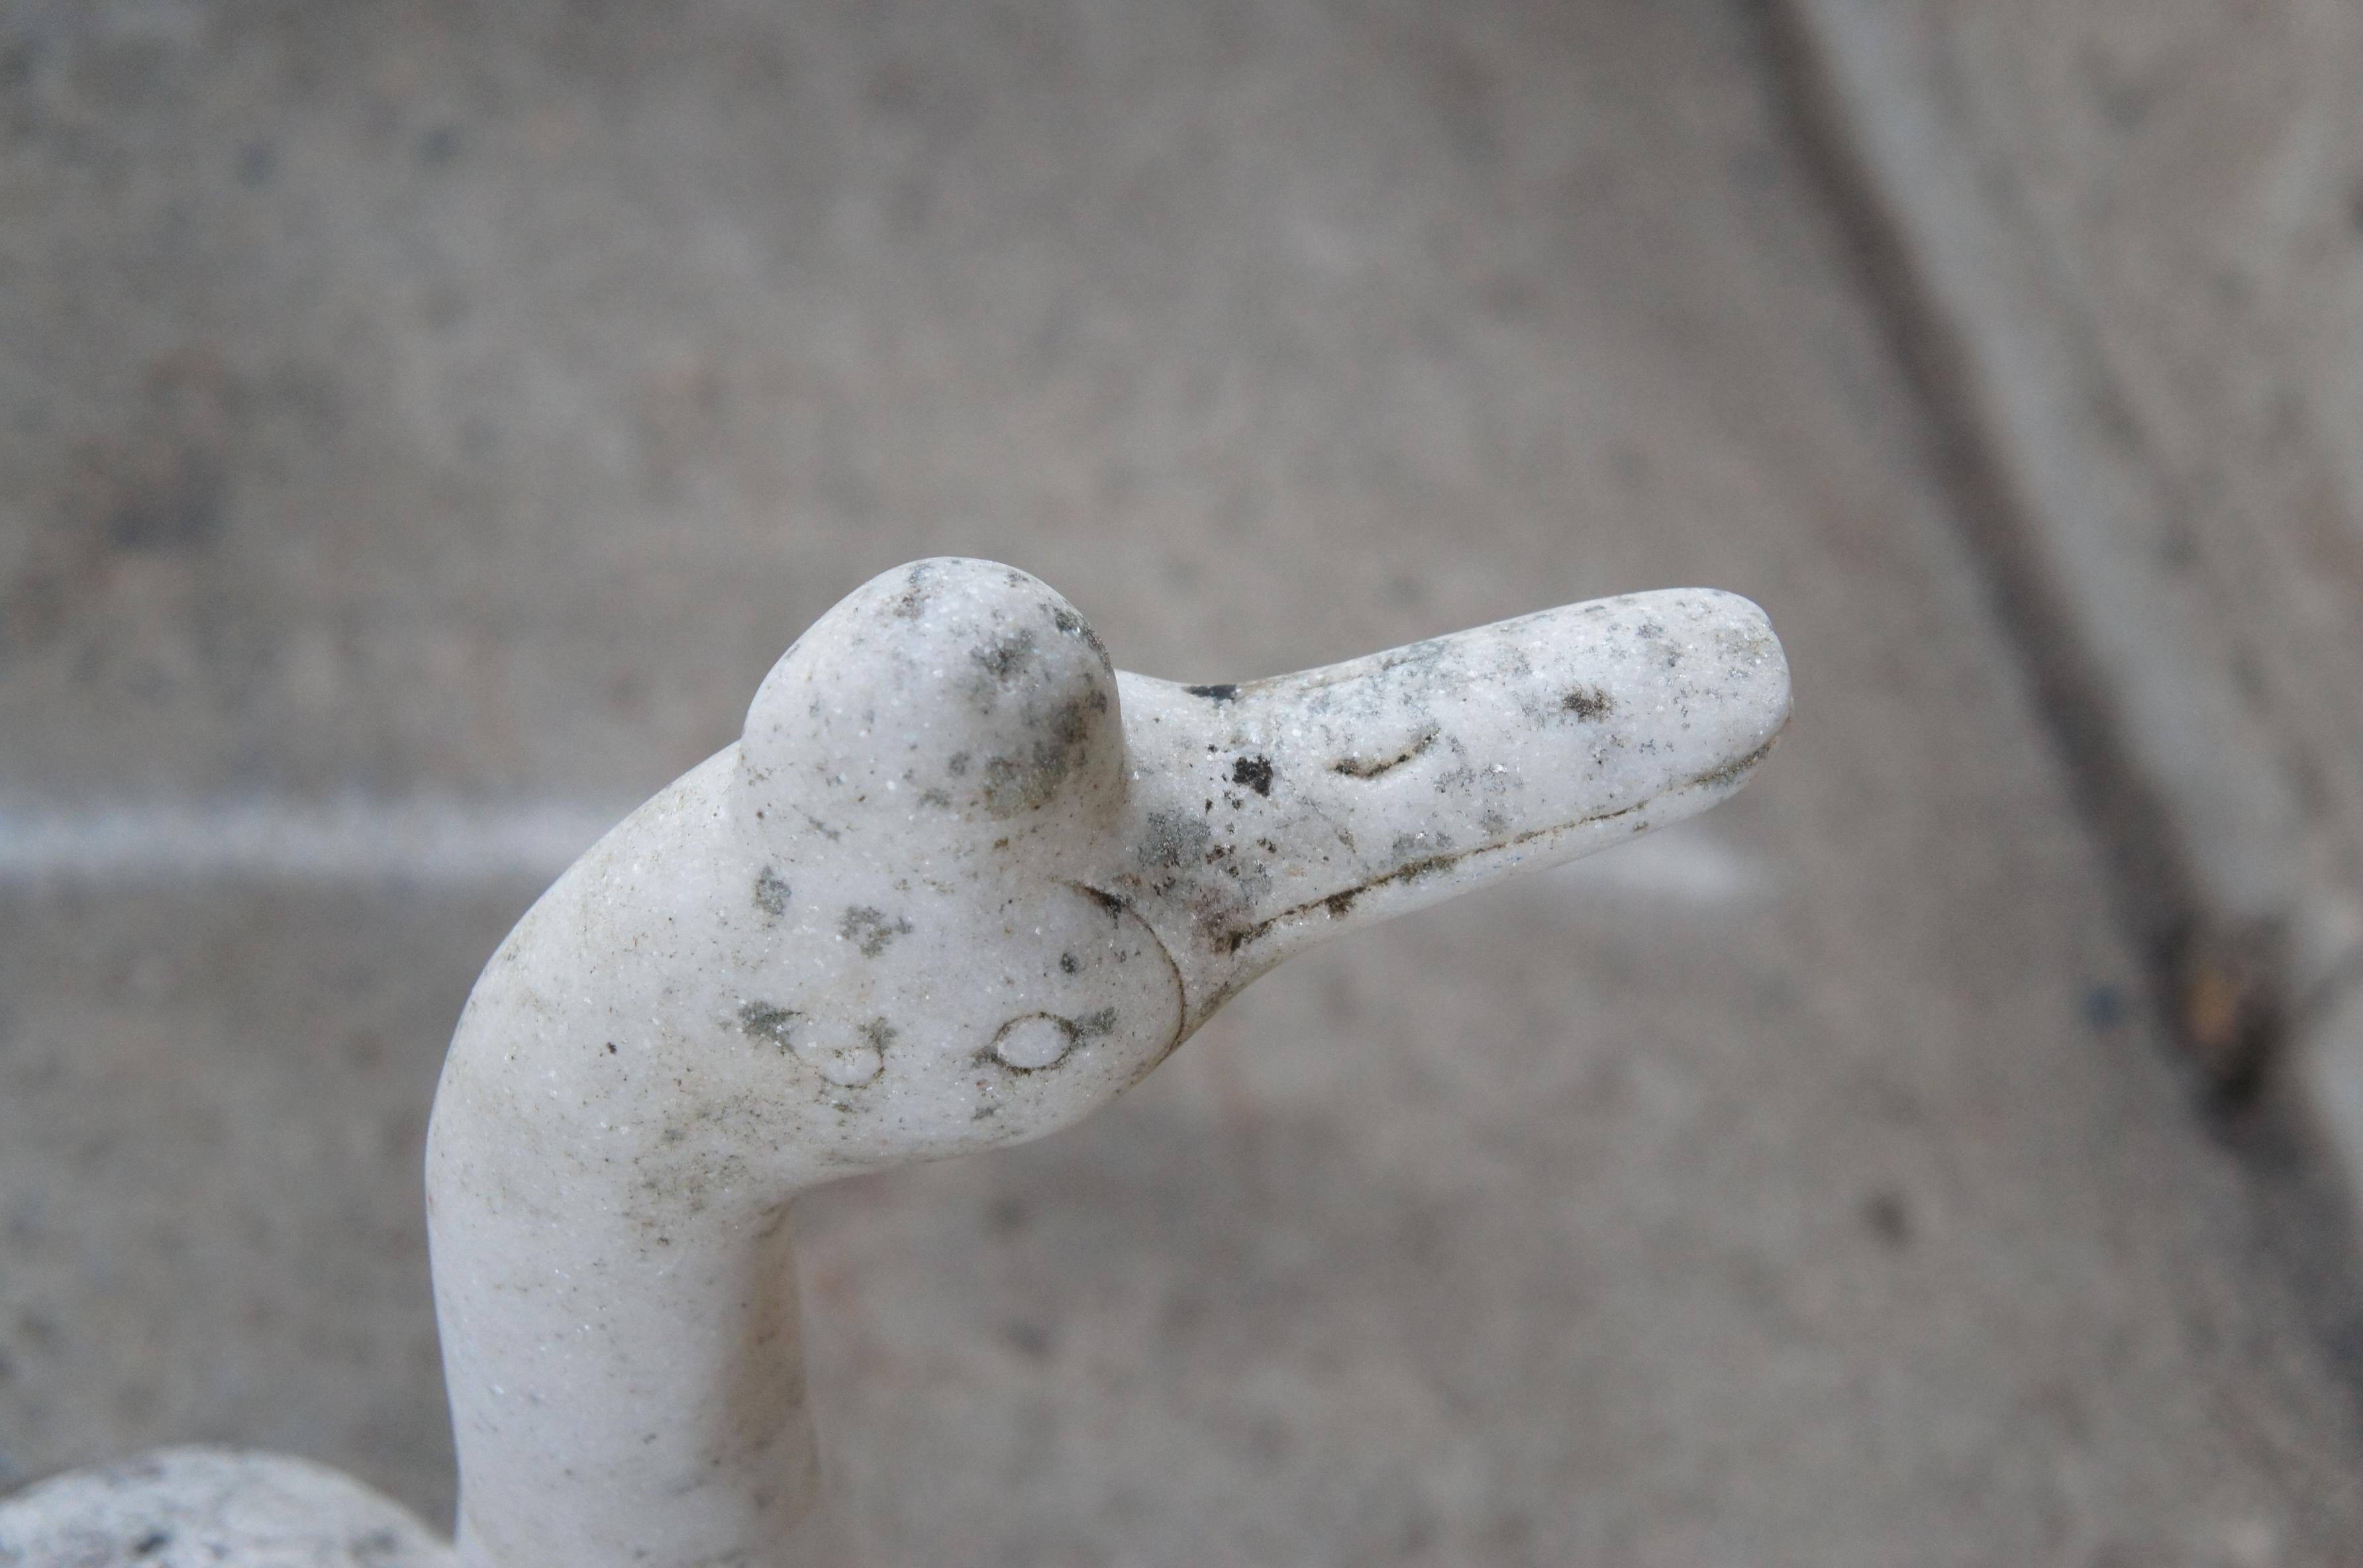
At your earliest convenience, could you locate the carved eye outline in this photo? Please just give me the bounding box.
[970,883,1190,1086]
[989,1013,1080,1072]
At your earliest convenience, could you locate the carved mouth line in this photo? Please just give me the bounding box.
[1221,731,1784,956]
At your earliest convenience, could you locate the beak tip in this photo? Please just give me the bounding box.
[1627,587,1791,803]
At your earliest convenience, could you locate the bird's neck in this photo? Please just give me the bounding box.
[428,1117,846,1568]
[420,751,856,1566]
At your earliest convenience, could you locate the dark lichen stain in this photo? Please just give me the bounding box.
[1051,605,1111,663]
[1060,951,1080,975]
[985,693,1097,816]
[888,566,935,614]
[971,628,1037,685]
[1231,754,1275,796]
[948,751,972,776]
[1562,685,1613,721]
[1185,683,1238,703]
[983,755,1047,815]
[1324,889,1360,919]
[1333,729,1438,779]
[753,865,792,918]
[888,566,935,623]
[1077,885,1129,918]
[1140,808,1213,869]
[1075,1006,1119,1038]
[860,1018,898,1051]
[841,905,913,957]
[740,1002,799,1052]
[132,1530,171,1557]
[606,1042,619,1055]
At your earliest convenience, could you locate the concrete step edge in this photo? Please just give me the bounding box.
[1767,0,2363,1197]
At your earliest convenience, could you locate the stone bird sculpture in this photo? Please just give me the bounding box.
[0,558,1790,1567]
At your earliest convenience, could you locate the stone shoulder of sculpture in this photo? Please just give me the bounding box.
[0,558,1790,1568]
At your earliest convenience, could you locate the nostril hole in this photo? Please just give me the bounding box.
[993,1014,1078,1071]
[1331,728,1439,780]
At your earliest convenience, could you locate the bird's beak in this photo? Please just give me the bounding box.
[1100,587,1790,1028]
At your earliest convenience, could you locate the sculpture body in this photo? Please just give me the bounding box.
[0,560,1789,1567]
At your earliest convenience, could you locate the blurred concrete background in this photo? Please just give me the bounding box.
[3,1,2362,1563]
[1784,0,2363,1248]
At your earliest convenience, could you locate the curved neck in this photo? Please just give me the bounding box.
[412,575,1789,1565]
[428,1108,846,1568]
[423,751,854,1567]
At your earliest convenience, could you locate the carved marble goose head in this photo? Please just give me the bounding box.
[0,559,1789,1568]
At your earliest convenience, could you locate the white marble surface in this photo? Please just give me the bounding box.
[0,560,1787,1567]
[0,1448,446,1567]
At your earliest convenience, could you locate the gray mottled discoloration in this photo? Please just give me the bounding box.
[415,558,1781,1567]
[3,558,1785,1568]
[1109,585,1790,1020]
[1138,808,1213,870]
[838,906,911,958]
[1562,685,1614,720]
[738,1001,798,1052]
[0,1448,448,1567]
[751,866,791,918]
